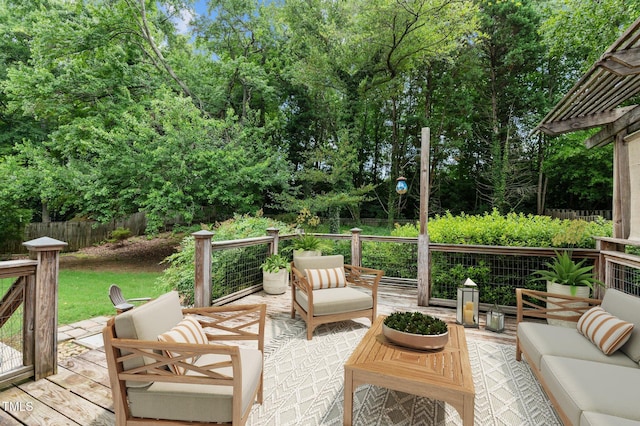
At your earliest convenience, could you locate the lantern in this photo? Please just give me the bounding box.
[456,278,479,328]
[485,303,505,332]
[395,176,408,194]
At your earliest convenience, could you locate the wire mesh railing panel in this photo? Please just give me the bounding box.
[361,240,418,280]
[211,244,270,300]
[0,278,24,374]
[607,260,640,296]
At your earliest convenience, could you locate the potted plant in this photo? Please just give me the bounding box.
[260,253,291,295]
[382,311,449,350]
[532,250,603,327]
[289,234,324,258]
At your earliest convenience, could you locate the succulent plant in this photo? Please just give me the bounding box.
[383,311,448,335]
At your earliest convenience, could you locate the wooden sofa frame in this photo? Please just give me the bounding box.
[515,289,602,425]
[103,303,266,426]
[290,261,383,340]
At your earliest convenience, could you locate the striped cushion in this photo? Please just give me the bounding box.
[577,307,634,355]
[157,316,208,374]
[305,267,347,290]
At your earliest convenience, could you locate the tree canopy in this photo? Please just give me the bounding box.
[1,0,638,236]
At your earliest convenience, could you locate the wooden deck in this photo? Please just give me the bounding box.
[0,286,518,425]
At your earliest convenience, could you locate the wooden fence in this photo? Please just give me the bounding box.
[0,212,147,254]
[545,208,612,221]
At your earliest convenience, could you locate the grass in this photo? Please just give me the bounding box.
[58,270,166,325]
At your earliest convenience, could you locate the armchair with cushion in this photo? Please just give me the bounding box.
[103,291,266,426]
[290,255,384,340]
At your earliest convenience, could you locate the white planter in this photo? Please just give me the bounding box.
[293,250,321,259]
[546,281,591,328]
[263,269,289,295]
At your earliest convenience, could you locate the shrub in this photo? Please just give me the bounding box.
[156,213,294,304]
[109,227,132,243]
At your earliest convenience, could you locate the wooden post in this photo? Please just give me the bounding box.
[350,228,362,267]
[193,230,214,308]
[22,236,67,380]
[418,127,431,306]
[266,228,280,255]
[613,130,630,239]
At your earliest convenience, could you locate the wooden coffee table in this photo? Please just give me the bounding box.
[343,316,475,425]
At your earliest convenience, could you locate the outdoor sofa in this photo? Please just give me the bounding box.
[516,288,640,426]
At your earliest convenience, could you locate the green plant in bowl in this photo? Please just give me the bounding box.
[384,311,448,335]
[260,254,291,274]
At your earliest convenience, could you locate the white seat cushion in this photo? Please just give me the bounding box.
[540,356,640,426]
[295,287,372,316]
[127,348,262,423]
[517,322,637,370]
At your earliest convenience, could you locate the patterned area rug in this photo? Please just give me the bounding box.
[248,314,561,426]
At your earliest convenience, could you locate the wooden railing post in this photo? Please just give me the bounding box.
[350,228,362,267]
[267,228,280,255]
[193,230,214,308]
[22,236,67,380]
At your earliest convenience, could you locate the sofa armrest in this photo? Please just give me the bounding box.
[516,288,602,324]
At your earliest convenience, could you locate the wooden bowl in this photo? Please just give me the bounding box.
[382,324,449,350]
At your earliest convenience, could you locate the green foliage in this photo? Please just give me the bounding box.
[156,213,294,303]
[383,311,448,336]
[0,158,31,244]
[289,234,324,251]
[532,250,603,290]
[260,254,291,273]
[109,227,132,243]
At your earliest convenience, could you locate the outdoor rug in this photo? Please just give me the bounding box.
[248,313,561,426]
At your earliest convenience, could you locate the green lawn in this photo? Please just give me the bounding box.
[58,270,166,325]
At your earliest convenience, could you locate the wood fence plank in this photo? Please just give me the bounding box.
[18,379,113,426]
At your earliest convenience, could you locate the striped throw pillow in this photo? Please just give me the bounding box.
[305,267,347,290]
[158,316,208,374]
[577,306,634,355]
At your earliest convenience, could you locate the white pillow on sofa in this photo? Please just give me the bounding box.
[577,306,634,355]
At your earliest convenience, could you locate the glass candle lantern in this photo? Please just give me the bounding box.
[485,304,505,333]
[456,278,479,328]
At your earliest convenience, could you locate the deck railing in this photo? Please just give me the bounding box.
[191,229,637,312]
[0,238,67,388]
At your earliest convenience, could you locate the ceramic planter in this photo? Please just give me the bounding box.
[263,269,289,295]
[546,281,590,328]
[382,324,449,350]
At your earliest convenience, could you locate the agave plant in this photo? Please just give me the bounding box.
[532,250,603,291]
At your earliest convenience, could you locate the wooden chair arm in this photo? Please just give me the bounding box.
[344,265,384,292]
[516,288,602,324]
[182,303,266,350]
[290,265,313,295]
[105,326,245,388]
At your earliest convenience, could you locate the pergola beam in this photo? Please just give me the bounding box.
[585,105,640,148]
[598,48,640,76]
[538,106,637,136]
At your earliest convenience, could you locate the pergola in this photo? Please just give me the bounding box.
[536,16,640,242]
